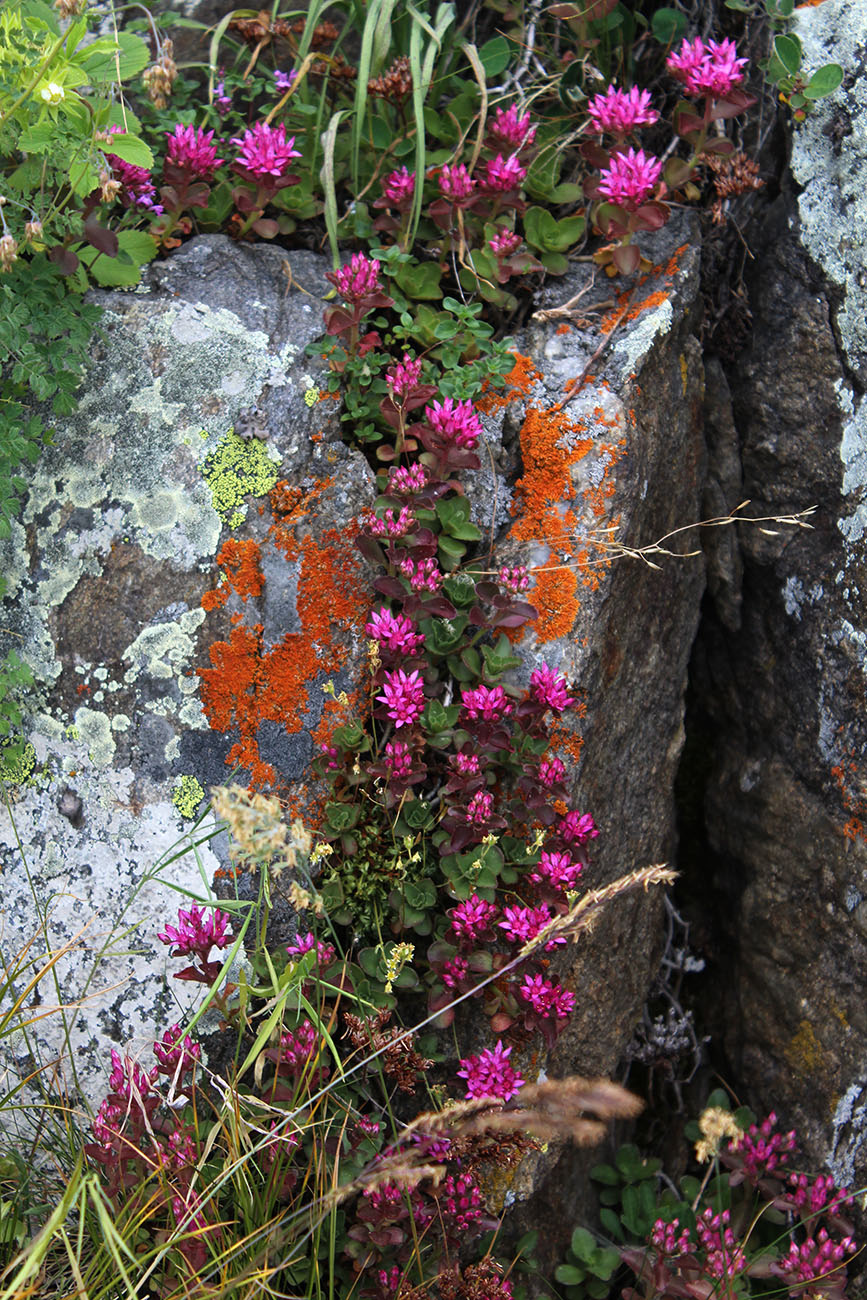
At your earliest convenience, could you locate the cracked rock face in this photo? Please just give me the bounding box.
[1,224,705,1260]
[693,0,867,1193]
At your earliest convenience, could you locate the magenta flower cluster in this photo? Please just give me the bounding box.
[736,1111,796,1180]
[457,1039,524,1101]
[158,904,234,961]
[286,931,337,967]
[377,667,425,728]
[165,124,221,179]
[366,606,425,654]
[598,147,663,211]
[425,396,482,449]
[230,121,301,182]
[331,251,383,303]
[587,86,658,136]
[519,973,575,1020]
[667,36,748,99]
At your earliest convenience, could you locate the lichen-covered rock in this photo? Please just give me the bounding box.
[484,215,706,1252]
[0,235,375,1109]
[0,219,706,1247]
[692,0,867,1192]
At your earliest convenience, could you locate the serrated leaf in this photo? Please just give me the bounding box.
[102,133,153,169]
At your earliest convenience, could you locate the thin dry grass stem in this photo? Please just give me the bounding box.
[520,864,677,957]
[473,504,816,583]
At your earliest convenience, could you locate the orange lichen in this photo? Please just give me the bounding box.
[477,352,543,413]
[197,480,371,800]
[201,538,264,611]
[531,566,580,642]
[831,754,867,844]
[555,323,572,336]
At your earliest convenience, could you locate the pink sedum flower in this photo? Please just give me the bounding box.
[530,849,582,891]
[530,664,574,712]
[153,1024,201,1075]
[365,607,425,654]
[519,974,575,1020]
[384,738,413,780]
[105,128,161,211]
[449,894,498,942]
[158,904,233,959]
[457,1039,524,1101]
[286,931,337,966]
[425,396,482,449]
[386,353,423,398]
[389,463,428,493]
[442,954,469,988]
[499,564,530,593]
[488,104,536,150]
[400,556,443,592]
[439,163,475,202]
[462,684,513,722]
[667,36,748,99]
[466,790,494,825]
[165,124,221,179]
[279,1018,319,1073]
[489,228,522,257]
[455,750,481,775]
[586,86,659,135]
[331,250,382,302]
[597,147,663,211]
[483,153,527,192]
[230,120,301,181]
[538,756,566,788]
[377,667,425,728]
[382,166,415,207]
[559,810,598,845]
[366,504,415,538]
[498,903,564,948]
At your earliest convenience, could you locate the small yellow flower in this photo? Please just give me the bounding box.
[383,941,415,993]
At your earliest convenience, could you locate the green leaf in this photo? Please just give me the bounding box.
[68,160,100,198]
[403,878,436,910]
[773,33,802,77]
[79,229,158,286]
[570,1228,597,1261]
[651,7,686,44]
[393,259,443,300]
[554,1265,587,1286]
[478,35,511,78]
[81,30,151,81]
[16,123,56,154]
[804,63,844,99]
[101,133,153,169]
[591,1163,621,1186]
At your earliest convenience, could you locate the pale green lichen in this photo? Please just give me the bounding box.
[200,429,281,529]
[73,707,115,767]
[172,774,206,819]
[304,387,320,407]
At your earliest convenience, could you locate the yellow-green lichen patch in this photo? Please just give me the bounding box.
[0,740,37,786]
[201,430,281,529]
[172,774,206,819]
